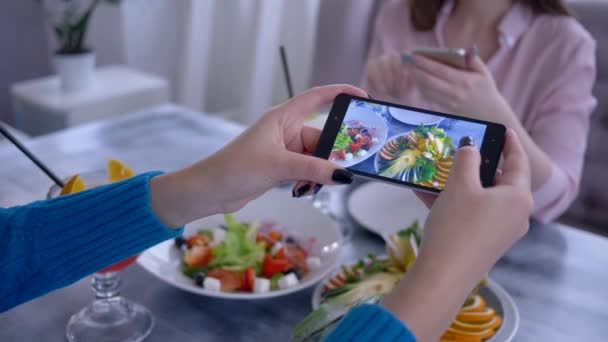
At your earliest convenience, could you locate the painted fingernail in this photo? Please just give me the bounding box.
[401,53,416,64]
[472,45,479,56]
[313,184,324,194]
[332,169,354,184]
[294,184,311,198]
[458,136,475,148]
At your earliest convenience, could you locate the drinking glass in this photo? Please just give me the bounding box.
[48,171,154,342]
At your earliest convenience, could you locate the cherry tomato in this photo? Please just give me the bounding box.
[184,246,212,267]
[207,269,243,292]
[242,267,256,292]
[187,234,211,249]
[262,254,288,278]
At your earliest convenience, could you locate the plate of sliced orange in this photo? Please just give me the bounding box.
[299,223,518,342]
[308,259,518,342]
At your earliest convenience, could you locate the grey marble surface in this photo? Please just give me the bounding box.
[1,105,607,341]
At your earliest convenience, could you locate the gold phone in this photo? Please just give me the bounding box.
[411,47,468,69]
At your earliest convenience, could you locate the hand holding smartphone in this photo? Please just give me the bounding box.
[315,94,505,193]
[409,47,468,69]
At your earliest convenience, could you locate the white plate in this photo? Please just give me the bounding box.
[332,106,388,168]
[347,182,429,237]
[389,107,443,126]
[137,189,342,300]
[311,261,519,342]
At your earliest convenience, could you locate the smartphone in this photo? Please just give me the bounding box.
[315,94,506,193]
[410,47,467,69]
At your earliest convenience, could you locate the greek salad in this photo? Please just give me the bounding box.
[174,214,321,294]
[330,120,379,162]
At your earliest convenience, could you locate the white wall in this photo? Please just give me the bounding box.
[1,2,52,124]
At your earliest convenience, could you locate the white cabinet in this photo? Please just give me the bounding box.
[11,65,169,136]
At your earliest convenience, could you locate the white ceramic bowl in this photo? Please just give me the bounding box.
[137,189,342,299]
[347,182,429,237]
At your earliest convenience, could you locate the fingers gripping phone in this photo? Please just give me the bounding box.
[315,94,506,194]
[410,47,468,69]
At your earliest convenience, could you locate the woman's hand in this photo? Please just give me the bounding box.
[408,49,512,121]
[419,130,532,273]
[383,130,533,342]
[363,51,410,100]
[150,85,366,228]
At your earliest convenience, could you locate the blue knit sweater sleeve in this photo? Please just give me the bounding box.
[323,304,417,342]
[0,172,183,312]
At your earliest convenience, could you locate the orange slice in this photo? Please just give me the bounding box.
[452,316,502,333]
[60,174,86,195]
[460,295,486,312]
[445,326,495,340]
[440,335,482,342]
[457,308,497,323]
[108,159,135,182]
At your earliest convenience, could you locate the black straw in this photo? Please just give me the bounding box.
[0,124,64,188]
[279,45,294,98]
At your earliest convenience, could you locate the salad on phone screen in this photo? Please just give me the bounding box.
[330,120,379,162]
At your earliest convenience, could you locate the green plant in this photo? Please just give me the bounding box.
[38,0,122,54]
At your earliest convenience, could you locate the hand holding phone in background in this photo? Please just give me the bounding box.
[406,47,515,125]
[362,51,411,101]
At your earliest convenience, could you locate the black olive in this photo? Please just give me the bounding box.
[285,237,296,244]
[194,272,206,287]
[174,236,187,249]
[361,128,368,135]
[283,268,301,279]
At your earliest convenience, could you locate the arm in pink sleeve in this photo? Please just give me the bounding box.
[529,33,597,223]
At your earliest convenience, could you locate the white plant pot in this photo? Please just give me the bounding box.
[53,51,96,93]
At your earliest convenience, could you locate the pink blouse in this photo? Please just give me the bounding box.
[362,0,597,223]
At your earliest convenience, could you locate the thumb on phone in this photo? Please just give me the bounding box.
[466,46,491,77]
[446,146,482,191]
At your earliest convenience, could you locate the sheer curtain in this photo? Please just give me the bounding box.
[97,0,319,124]
[177,0,321,124]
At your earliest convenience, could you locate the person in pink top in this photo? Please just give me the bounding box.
[362,0,597,223]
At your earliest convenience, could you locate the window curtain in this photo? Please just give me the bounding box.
[91,0,321,124]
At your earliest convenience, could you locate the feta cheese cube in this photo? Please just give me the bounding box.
[356,149,368,157]
[253,277,271,293]
[270,242,283,256]
[203,277,222,292]
[344,153,354,161]
[278,273,299,289]
[306,257,322,270]
[212,228,225,245]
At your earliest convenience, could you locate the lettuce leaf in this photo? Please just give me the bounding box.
[209,214,266,272]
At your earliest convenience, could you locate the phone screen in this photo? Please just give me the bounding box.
[328,98,489,191]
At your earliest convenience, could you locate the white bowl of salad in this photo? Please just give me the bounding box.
[137,189,342,299]
[330,106,388,168]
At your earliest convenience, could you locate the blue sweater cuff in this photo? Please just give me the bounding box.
[0,171,183,312]
[324,304,417,342]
